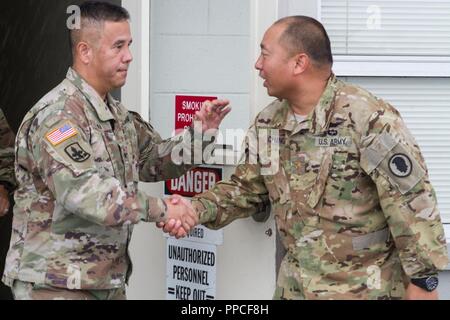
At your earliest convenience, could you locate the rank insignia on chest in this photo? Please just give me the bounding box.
[46,124,78,146]
[65,142,91,163]
[327,129,338,136]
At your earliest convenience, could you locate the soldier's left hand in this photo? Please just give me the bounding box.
[157,195,198,238]
[0,186,10,217]
[194,99,231,132]
[157,218,187,239]
[404,283,439,300]
[159,195,198,239]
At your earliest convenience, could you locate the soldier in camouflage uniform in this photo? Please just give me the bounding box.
[0,108,15,217]
[0,108,16,300]
[166,16,448,299]
[2,2,229,300]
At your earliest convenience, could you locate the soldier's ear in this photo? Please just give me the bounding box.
[77,41,93,65]
[293,53,308,75]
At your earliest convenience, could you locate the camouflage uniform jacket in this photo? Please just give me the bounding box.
[3,68,198,290]
[0,108,16,191]
[193,74,448,299]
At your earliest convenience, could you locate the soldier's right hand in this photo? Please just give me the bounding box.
[161,195,198,239]
[194,99,231,132]
[0,185,10,217]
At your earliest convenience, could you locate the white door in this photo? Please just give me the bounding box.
[122,0,278,300]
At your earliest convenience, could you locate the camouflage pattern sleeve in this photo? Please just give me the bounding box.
[0,108,16,190]
[29,105,167,227]
[192,125,270,229]
[359,102,448,278]
[130,111,198,182]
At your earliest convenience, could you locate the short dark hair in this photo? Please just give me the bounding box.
[78,1,130,23]
[69,1,130,54]
[275,16,333,67]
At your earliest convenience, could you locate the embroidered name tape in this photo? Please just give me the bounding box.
[315,136,352,147]
[46,124,78,146]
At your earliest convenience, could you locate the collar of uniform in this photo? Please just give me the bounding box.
[285,105,308,133]
[258,99,297,131]
[272,74,341,135]
[256,99,294,131]
[278,100,298,132]
[309,73,341,135]
[105,93,129,123]
[66,68,115,122]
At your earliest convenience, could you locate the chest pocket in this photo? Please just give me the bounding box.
[122,119,140,184]
[99,118,139,188]
[305,147,334,209]
[90,124,117,178]
[259,129,291,204]
[287,132,334,211]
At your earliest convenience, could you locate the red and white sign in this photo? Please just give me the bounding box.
[175,95,217,131]
[165,167,222,198]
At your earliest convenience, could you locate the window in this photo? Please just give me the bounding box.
[322,0,450,56]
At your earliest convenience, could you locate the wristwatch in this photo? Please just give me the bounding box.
[411,276,439,292]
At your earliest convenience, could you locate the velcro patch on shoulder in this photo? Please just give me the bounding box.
[42,128,94,176]
[361,133,425,194]
[360,132,397,175]
[46,123,78,146]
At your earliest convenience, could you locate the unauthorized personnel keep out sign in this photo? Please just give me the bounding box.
[166,238,217,300]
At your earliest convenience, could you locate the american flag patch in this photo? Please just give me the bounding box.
[46,124,78,146]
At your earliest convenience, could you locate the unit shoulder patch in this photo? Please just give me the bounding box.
[388,153,412,178]
[64,142,91,163]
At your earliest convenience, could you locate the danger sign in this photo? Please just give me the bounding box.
[175,95,217,131]
[165,167,222,198]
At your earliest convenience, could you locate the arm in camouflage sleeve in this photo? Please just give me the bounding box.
[29,108,168,227]
[360,105,449,278]
[130,111,201,182]
[0,108,17,191]
[191,125,270,230]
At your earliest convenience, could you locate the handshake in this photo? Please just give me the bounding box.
[160,195,198,239]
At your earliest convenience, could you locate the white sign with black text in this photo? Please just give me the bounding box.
[166,238,217,300]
